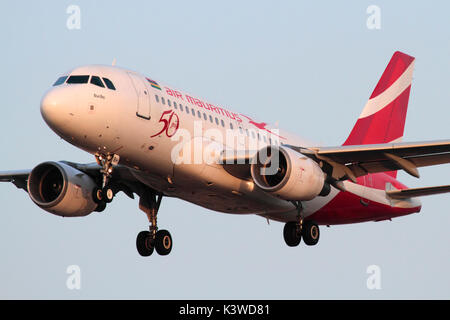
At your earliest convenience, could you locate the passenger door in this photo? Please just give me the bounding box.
[128,72,151,120]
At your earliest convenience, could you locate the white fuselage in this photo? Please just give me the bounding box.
[40,65,420,223]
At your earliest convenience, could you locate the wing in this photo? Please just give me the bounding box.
[0,170,31,191]
[0,162,152,199]
[291,139,450,182]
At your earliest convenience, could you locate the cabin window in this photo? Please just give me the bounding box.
[155,95,160,103]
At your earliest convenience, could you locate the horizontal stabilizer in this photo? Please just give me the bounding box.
[386,185,450,199]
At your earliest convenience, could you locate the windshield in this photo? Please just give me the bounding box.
[53,76,68,86]
[52,74,116,90]
[66,75,90,84]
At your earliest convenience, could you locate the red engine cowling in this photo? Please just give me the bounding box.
[27,161,98,217]
[250,146,329,201]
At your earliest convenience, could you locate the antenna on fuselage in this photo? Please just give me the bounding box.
[112,58,117,66]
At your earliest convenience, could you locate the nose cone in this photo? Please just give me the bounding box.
[40,88,70,131]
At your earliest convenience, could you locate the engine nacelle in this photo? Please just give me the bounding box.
[250,146,329,201]
[27,161,98,217]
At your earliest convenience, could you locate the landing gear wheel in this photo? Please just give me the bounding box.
[136,231,154,257]
[103,186,114,203]
[94,201,107,213]
[92,187,103,204]
[283,222,301,247]
[302,221,320,246]
[155,230,172,256]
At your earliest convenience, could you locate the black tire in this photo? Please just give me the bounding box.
[103,186,114,203]
[155,230,172,256]
[283,222,301,247]
[302,221,320,246]
[94,201,106,212]
[92,187,103,204]
[136,231,154,257]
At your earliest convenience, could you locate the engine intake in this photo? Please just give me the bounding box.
[250,146,329,201]
[27,161,98,217]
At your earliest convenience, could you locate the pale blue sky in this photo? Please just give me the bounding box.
[0,0,449,299]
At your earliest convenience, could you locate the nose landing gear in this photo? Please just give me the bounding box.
[92,153,120,211]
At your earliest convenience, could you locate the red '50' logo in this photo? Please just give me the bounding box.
[151,110,180,138]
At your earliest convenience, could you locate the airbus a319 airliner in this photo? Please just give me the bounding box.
[1,51,449,257]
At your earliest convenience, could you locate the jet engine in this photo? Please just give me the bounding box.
[27,161,98,217]
[250,146,330,201]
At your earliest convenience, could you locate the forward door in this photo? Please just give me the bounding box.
[128,72,151,120]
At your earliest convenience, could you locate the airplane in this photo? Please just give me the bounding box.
[1,51,450,257]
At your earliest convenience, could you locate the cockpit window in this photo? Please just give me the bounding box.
[90,76,105,88]
[53,76,68,86]
[102,78,116,90]
[67,75,90,84]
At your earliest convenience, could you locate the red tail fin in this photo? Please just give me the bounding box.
[343,51,415,177]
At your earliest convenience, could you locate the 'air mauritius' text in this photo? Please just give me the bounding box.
[165,87,242,123]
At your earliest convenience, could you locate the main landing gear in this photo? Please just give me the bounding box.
[136,190,173,257]
[283,201,320,247]
[90,153,173,257]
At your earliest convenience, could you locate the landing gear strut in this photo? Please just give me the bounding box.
[136,190,173,257]
[283,201,320,247]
